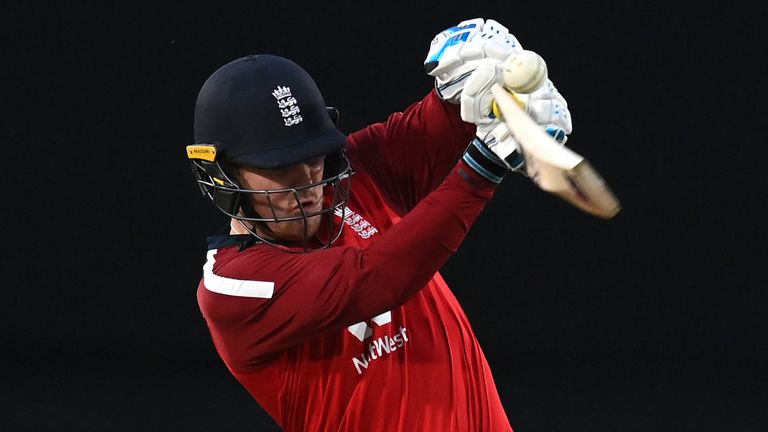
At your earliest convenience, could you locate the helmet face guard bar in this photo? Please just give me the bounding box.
[230,175,351,252]
[188,145,352,252]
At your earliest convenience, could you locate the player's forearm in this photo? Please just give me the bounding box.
[339,159,496,320]
[347,90,476,214]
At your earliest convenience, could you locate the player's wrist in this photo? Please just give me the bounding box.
[461,137,508,184]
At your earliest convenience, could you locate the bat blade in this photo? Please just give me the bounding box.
[490,84,621,219]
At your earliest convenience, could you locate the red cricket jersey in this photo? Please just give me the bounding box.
[197,91,513,431]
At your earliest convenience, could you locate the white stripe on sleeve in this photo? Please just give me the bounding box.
[203,249,274,298]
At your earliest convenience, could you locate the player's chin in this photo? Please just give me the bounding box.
[267,215,323,242]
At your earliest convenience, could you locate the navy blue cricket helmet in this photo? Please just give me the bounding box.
[186,55,351,251]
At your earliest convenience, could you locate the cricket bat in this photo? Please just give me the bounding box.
[490,83,621,219]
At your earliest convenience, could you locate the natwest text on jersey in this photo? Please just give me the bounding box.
[352,326,409,374]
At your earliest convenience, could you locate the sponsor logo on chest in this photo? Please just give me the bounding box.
[347,311,410,375]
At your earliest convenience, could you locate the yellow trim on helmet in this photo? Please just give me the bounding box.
[186,144,217,162]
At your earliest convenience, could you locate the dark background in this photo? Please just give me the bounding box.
[4,1,766,431]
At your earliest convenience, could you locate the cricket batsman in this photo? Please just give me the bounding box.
[188,18,572,431]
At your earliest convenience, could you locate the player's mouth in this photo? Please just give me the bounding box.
[299,198,322,214]
[280,198,320,216]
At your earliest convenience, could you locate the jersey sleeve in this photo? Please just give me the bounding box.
[345,90,477,215]
[198,160,496,372]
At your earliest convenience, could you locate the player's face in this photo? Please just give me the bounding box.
[236,156,326,241]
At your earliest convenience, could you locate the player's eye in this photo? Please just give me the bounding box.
[307,156,325,171]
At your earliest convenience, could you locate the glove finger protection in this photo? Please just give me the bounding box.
[460,59,504,125]
[424,18,484,74]
[462,72,574,133]
[516,79,573,144]
[425,18,521,103]
[462,75,575,174]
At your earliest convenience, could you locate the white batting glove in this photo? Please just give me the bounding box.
[470,115,569,176]
[460,60,573,174]
[517,80,573,144]
[460,60,573,141]
[474,121,526,172]
[424,18,521,103]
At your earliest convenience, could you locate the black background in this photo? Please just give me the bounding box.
[4,1,766,431]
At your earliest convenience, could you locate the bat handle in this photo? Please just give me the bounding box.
[491,88,526,119]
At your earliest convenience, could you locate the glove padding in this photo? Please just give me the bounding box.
[424,18,521,103]
[462,57,573,177]
[475,120,526,172]
[460,59,573,143]
[466,117,570,180]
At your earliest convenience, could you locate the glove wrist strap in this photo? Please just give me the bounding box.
[462,138,508,184]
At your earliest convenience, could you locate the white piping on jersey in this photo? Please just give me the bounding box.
[203,249,275,298]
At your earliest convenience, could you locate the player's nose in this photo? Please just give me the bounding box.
[294,157,324,184]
